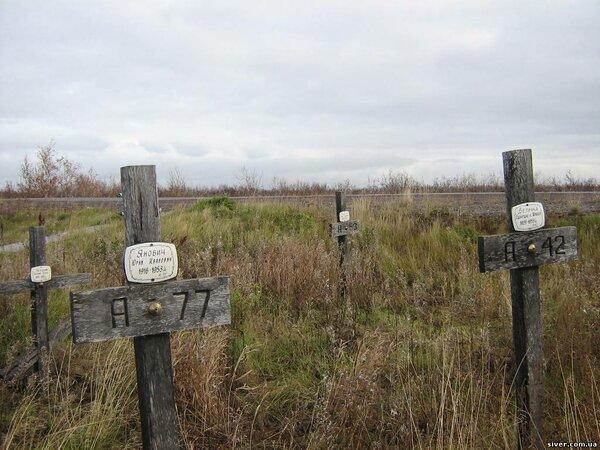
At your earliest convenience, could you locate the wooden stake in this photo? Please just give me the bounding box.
[335,191,348,299]
[29,226,49,373]
[503,149,544,449]
[121,165,181,449]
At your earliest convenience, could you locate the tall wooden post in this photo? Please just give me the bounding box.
[121,166,180,449]
[503,149,544,449]
[70,165,230,448]
[479,149,579,449]
[335,191,348,298]
[29,226,49,373]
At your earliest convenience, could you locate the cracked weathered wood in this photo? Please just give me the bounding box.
[0,273,92,295]
[503,149,545,450]
[29,227,48,373]
[478,226,578,272]
[70,276,230,343]
[1,318,70,382]
[0,279,32,295]
[121,165,181,450]
[335,192,349,303]
[46,273,92,290]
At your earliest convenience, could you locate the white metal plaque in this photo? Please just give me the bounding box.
[30,265,52,283]
[339,211,350,222]
[511,202,545,232]
[124,242,178,283]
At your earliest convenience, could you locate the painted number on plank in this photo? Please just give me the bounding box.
[504,235,566,261]
[109,289,210,328]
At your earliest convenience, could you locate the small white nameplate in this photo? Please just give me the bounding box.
[124,242,178,283]
[30,265,52,283]
[339,211,350,222]
[511,202,545,232]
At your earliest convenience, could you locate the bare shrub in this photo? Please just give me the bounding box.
[18,143,64,197]
[270,177,329,196]
[13,142,117,197]
[536,170,600,192]
[161,168,188,197]
[377,170,417,193]
[237,166,263,196]
[430,173,503,192]
[2,182,16,197]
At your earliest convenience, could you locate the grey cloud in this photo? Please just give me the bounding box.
[1,1,599,187]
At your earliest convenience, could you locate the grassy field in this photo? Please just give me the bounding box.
[0,208,120,245]
[0,198,598,448]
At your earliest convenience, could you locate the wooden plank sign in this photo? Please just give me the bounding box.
[330,220,360,238]
[71,276,230,343]
[124,242,178,283]
[478,226,578,272]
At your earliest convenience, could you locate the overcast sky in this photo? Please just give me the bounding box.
[1,1,599,187]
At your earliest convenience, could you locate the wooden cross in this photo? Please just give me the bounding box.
[478,149,579,449]
[0,226,90,381]
[69,165,231,449]
[330,191,360,301]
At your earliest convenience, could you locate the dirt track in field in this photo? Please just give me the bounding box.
[0,225,106,254]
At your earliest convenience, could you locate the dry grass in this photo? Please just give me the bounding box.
[0,200,598,448]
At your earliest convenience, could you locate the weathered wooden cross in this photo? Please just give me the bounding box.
[330,191,360,299]
[69,165,231,449]
[478,149,579,449]
[0,226,90,381]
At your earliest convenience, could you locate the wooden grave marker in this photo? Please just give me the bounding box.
[330,192,360,301]
[0,226,91,381]
[477,149,579,449]
[69,165,231,449]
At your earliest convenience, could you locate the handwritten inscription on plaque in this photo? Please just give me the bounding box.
[30,265,52,283]
[511,202,545,232]
[124,242,178,283]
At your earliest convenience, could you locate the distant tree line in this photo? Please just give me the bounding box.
[1,143,598,198]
